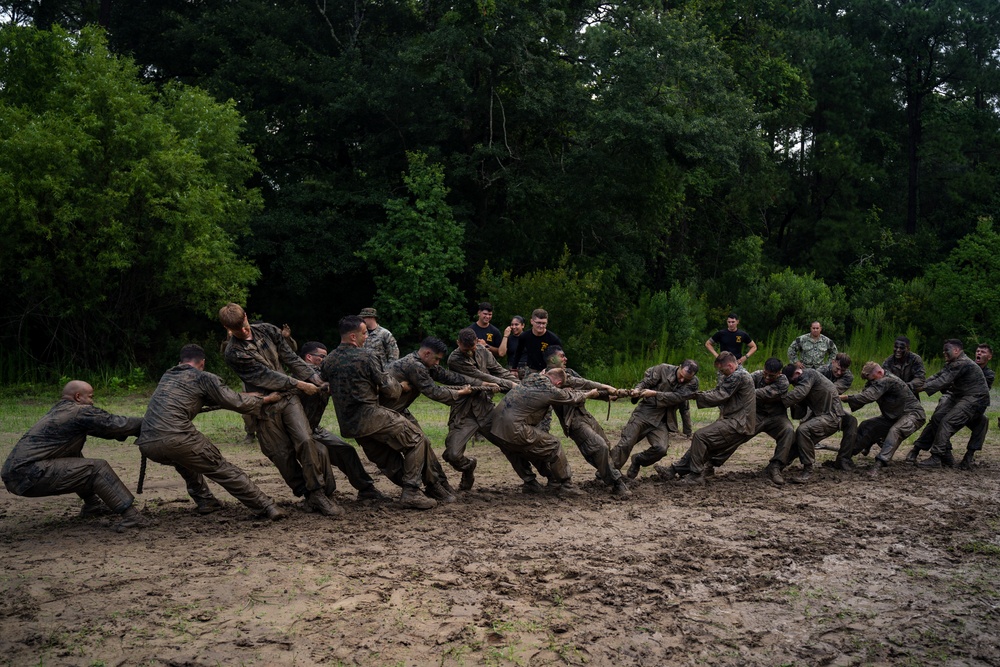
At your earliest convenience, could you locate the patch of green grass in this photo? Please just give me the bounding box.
[956,541,1000,556]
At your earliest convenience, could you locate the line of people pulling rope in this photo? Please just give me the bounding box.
[2,302,991,531]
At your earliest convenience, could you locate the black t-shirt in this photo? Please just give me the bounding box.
[711,329,753,357]
[506,333,523,366]
[470,323,503,350]
[511,330,562,371]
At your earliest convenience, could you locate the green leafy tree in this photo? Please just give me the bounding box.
[0,25,261,366]
[359,151,465,341]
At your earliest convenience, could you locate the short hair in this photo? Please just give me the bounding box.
[543,345,563,360]
[339,315,365,335]
[861,361,881,379]
[299,341,327,358]
[531,308,548,320]
[477,301,493,312]
[679,359,699,375]
[834,352,851,369]
[179,344,206,363]
[420,337,448,355]
[218,303,246,329]
[945,338,964,351]
[895,335,910,346]
[715,351,737,366]
[457,327,478,347]
[764,357,782,372]
[977,343,993,353]
[782,363,799,382]
[511,315,525,324]
[727,312,739,320]
[545,367,566,384]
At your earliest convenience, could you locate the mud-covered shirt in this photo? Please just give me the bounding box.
[751,370,789,419]
[695,367,756,435]
[628,364,699,427]
[383,352,481,413]
[846,373,924,422]
[782,368,845,418]
[2,400,141,494]
[882,352,926,395]
[224,322,320,394]
[321,343,402,438]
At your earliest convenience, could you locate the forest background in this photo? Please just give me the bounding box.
[3,0,1000,388]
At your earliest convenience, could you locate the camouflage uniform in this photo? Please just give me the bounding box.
[781,369,856,467]
[490,373,589,484]
[364,325,399,370]
[445,346,522,475]
[555,369,623,487]
[224,323,328,497]
[2,400,140,513]
[846,373,925,464]
[671,368,756,475]
[610,364,699,471]
[787,334,838,369]
[299,362,380,496]
[882,352,926,395]
[912,353,989,457]
[750,371,797,468]
[136,364,277,513]
[321,343,437,490]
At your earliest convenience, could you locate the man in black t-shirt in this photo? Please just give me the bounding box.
[470,302,503,358]
[509,308,562,375]
[705,312,757,366]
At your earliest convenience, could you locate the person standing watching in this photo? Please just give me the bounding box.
[705,312,757,367]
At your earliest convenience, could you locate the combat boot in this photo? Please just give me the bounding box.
[958,451,975,470]
[611,478,631,499]
[917,454,943,469]
[399,486,437,510]
[116,506,156,531]
[869,459,888,477]
[195,497,226,515]
[703,465,716,477]
[261,504,286,521]
[764,463,785,486]
[459,457,477,491]
[625,458,642,480]
[904,447,920,463]
[677,473,707,487]
[306,490,344,517]
[79,496,113,517]
[653,464,678,481]
[941,451,955,467]
[425,482,457,504]
[522,479,545,494]
[788,465,813,484]
[357,485,389,501]
[555,481,584,497]
[835,457,855,472]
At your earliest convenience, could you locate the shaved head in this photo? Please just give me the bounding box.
[61,380,94,405]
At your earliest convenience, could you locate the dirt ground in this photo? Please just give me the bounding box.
[2,396,1000,667]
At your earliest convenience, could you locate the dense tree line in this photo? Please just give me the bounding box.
[2,0,1000,376]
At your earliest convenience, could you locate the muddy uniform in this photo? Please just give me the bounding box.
[445,346,524,475]
[748,372,797,469]
[882,352,926,396]
[556,369,623,487]
[958,365,995,455]
[322,344,437,490]
[610,364,699,470]
[781,369,856,467]
[300,362,379,496]
[136,364,276,513]
[225,323,328,497]
[787,334,838,369]
[819,363,854,394]
[2,400,140,512]
[846,373,926,465]
[672,368,756,475]
[384,352,479,420]
[363,325,399,370]
[912,353,989,457]
[491,373,588,484]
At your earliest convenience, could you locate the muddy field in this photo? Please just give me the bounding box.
[2,395,1000,667]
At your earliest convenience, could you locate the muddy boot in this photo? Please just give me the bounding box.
[357,485,389,501]
[306,490,344,517]
[677,473,707,487]
[521,479,545,494]
[261,504,286,521]
[653,464,678,481]
[788,465,813,484]
[459,458,477,491]
[904,447,920,463]
[917,454,943,469]
[625,457,641,480]
[764,463,785,486]
[835,457,855,472]
[869,459,888,477]
[116,506,155,532]
[941,451,955,468]
[703,465,716,477]
[611,478,631,499]
[958,451,975,470]
[79,495,113,517]
[195,497,226,515]
[554,481,585,498]
[399,486,437,510]
[425,482,457,504]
